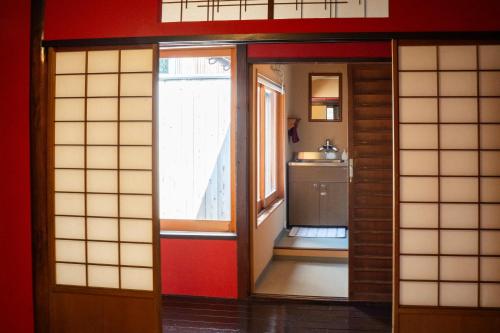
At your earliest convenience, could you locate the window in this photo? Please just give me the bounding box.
[158,48,236,232]
[256,75,284,213]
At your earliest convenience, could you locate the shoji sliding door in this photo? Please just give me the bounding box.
[48,45,160,333]
[394,42,500,332]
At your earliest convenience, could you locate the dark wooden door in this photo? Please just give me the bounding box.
[348,64,393,302]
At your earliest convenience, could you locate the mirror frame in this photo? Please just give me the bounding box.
[308,72,342,122]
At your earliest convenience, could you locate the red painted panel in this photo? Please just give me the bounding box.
[161,239,238,298]
[247,41,391,59]
[44,0,500,40]
[0,0,34,332]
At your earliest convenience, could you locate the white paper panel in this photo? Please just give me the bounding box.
[481,151,500,176]
[120,97,152,121]
[399,124,438,149]
[440,124,478,149]
[213,2,241,21]
[55,98,85,121]
[479,45,500,69]
[55,122,85,145]
[56,240,86,262]
[400,281,438,306]
[56,263,86,286]
[400,203,438,228]
[480,98,500,123]
[55,169,85,192]
[121,267,153,291]
[366,0,389,18]
[440,230,478,255]
[87,50,119,73]
[87,217,118,241]
[55,75,86,97]
[86,146,118,169]
[120,147,152,169]
[121,49,153,72]
[336,0,364,17]
[161,3,180,22]
[55,193,85,216]
[120,171,152,194]
[400,177,438,202]
[273,3,301,19]
[87,194,118,217]
[440,204,478,229]
[440,257,478,281]
[480,124,500,149]
[55,216,85,239]
[440,151,478,176]
[440,72,477,97]
[400,151,438,175]
[302,2,330,19]
[399,98,438,123]
[120,243,153,267]
[481,231,500,255]
[86,122,118,145]
[400,230,438,254]
[440,177,478,202]
[87,170,118,193]
[399,72,437,96]
[480,72,500,96]
[480,283,500,307]
[87,74,118,97]
[88,265,119,288]
[56,52,86,74]
[480,258,500,281]
[240,0,269,20]
[399,46,437,70]
[87,241,118,265]
[481,204,500,229]
[438,46,477,70]
[120,195,152,218]
[439,98,478,123]
[120,73,153,96]
[440,283,478,307]
[481,178,500,202]
[181,0,209,22]
[120,219,152,243]
[400,255,438,280]
[120,122,152,145]
[55,146,84,168]
[87,98,118,120]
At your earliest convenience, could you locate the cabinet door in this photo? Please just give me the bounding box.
[319,182,348,226]
[290,181,320,226]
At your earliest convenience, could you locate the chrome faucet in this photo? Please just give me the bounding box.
[318,139,338,152]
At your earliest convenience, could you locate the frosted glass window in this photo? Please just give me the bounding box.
[86,122,118,145]
[121,267,153,291]
[86,170,118,193]
[400,230,438,254]
[399,124,438,149]
[56,240,86,262]
[87,98,118,121]
[399,46,437,70]
[120,147,152,170]
[120,219,152,243]
[440,204,478,229]
[87,74,119,97]
[481,204,500,229]
[55,98,85,121]
[440,283,478,307]
[400,203,438,228]
[56,52,86,74]
[88,265,119,288]
[400,255,438,280]
[440,151,478,176]
[55,146,84,168]
[399,72,437,96]
[55,122,85,145]
[440,230,478,255]
[87,218,118,241]
[479,45,500,69]
[55,169,85,192]
[120,122,152,145]
[87,50,119,73]
[87,241,118,265]
[56,75,86,97]
[481,151,500,176]
[399,98,437,123]
[56,263,86,286]
[120,97,152,121]
[441,177,478,202]
[480,72,500,96]
[400,281,438,306]
[480,283,500,307]
[87,194,118,217]
[440,125,478,149]
[480,125,500,149]
[480,258,500,281]
[55,216,85,239]
[120,171,152,194]
[121,49,153,72]
[481,178,500,202]
[86,146,118,169]
[120,73,153,96]
[439,45,477,70]
[400,151,438,175]
[120,195,152,218]
[55,193,85,216]
[440,72,477,97]
[400,177,438,202]
[480,98,500,123]
[440,257,478,281]
[481,231,500,255]
[439,98,478,123]
[120,243,153,267]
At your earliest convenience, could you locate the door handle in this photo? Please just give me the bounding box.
[320,192,327,196]
[349,158,354,183]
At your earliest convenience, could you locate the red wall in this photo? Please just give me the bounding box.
[44,0,500,40]
[0,0,34,332]
[161,239,238,298]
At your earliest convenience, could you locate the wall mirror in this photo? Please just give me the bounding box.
[309,73,342,122]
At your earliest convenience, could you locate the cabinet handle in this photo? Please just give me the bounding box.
[313,183,318,189]
[320,192,327,196]
[349,158,354,183]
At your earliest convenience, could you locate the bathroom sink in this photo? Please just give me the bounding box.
[294,151,342,162]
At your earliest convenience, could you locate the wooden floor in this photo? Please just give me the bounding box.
[162,296,392,332]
